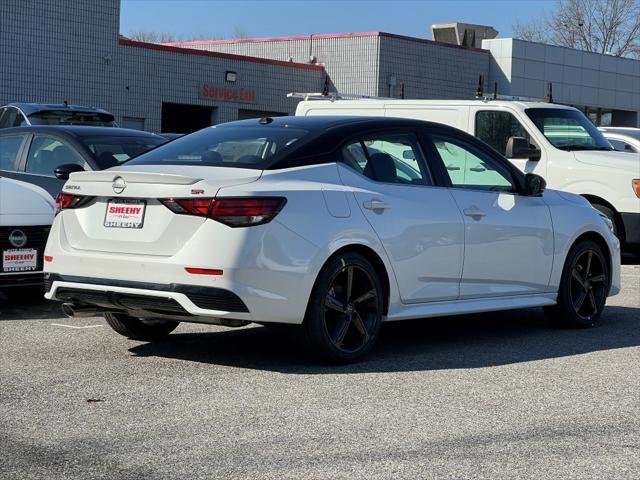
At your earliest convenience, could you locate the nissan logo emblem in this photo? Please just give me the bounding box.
[9,229,27,248]
[112,177,126,194]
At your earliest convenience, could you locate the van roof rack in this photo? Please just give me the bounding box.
[287,92,391,101]
[288,90,552,104]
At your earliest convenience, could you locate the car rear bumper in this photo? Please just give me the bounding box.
[620,212,640,247]
[45,274,253,323]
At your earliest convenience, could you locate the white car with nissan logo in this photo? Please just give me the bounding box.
[0,177,54,299]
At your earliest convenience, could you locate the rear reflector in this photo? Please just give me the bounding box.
[160,197,286,227]
[185,267,224,276]
[44,256,53,263]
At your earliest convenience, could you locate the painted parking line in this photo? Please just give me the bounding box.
[51,323,103,329]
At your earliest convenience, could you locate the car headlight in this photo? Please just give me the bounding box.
[599,212,615,235]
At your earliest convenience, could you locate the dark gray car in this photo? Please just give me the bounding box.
[0,103,117,129]
[0,126,166,197]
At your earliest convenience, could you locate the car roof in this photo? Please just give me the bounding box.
[215,115,453,131]
[600,127,640,140]
[2,102,112,116]
[0,125,163,139]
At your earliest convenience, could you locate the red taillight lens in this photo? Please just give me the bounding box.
[55,193,90,215]
[160,198,214,216]
[160,197,286,227]
[210,197,287,227]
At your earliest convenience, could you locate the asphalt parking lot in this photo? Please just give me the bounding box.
[1,265,638,480]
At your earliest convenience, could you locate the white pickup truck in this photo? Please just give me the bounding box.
[295,98,640,252]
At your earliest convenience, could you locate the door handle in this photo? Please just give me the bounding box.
[446,164,461,171]
[464,207,486,217]
[363,199,392,211]
[469,166,486,172]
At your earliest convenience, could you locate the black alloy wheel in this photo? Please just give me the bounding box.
[323,263,379,354]
[302,253,383,363]
[569,249,608,321]
[545,240,609,328]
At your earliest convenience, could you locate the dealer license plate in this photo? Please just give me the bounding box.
[2,248,38,272]
[104,199,146,229]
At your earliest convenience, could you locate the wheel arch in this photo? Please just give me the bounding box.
[568,231,613,292]
[321,244,392,316]
[581,194,625,240]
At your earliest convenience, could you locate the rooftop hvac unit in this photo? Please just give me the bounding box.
[431,23,498,48]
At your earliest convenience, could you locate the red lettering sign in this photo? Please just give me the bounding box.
[201,84,256,103]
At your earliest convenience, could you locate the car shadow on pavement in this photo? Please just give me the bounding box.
[128,305,640,374]
[0,296,62,321]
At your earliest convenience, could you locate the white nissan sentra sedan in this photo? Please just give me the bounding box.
[1,177,54,299]
[44,116,621,362]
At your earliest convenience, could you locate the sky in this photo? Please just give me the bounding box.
[120,0,555,41]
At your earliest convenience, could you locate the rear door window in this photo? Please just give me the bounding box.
[25,136,87,176]
[341,132,432,185]
[0,135,27,171]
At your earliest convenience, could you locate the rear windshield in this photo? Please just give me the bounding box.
[28,110,116,127]
[81,135,167,168]
[126,126,309,169]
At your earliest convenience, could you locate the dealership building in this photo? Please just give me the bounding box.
[2,0,639,132]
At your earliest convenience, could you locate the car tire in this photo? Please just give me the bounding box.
[592,204,619,238]
[545,240,609,328]
[301,252,383,363]
[104,312,179,340]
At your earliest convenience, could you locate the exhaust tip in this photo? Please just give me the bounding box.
[61,302,76,318]
[61,303,98,318]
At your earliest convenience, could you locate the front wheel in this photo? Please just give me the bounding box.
[301,253,383,363]
[104,312,179,340]
[545,240,609,328]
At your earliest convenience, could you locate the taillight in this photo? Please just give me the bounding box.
[633,179,640,198]
[55,193,91,215]
[160,197,286,227]
[160,198,213,216]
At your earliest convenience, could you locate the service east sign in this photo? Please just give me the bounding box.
[201,84,256,103]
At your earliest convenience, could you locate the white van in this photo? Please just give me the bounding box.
[295,97,640,252]
[0,177,54,299]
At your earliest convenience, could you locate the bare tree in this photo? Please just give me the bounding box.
[125,27,251,44]
[513,0,640,58]
[126,31,182,43]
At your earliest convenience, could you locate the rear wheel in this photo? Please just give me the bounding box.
[545,240,609,328]
[104,312,179,340]
[301,253,383,363]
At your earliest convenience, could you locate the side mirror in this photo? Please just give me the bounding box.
[523,173,546,196]
[505,137,541,161]
[54,163,85,180]
[402,150,415,160]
